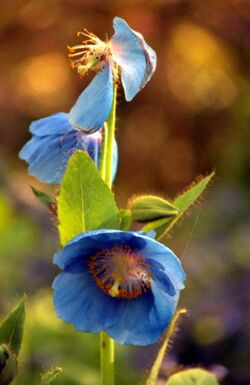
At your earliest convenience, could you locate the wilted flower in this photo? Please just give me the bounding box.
[19,112,118,184]
[68,16,157,132]
[53,230,185,345]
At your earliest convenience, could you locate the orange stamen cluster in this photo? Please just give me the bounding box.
[68,28,110,75]
[88,244,152,299]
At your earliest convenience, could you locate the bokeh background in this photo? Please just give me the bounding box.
[0,1,250,384]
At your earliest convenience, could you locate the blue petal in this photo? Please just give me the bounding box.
[53,271,125,333]
[53,230,147,272]
[19,135,47,162]
[53,230,185,345]
[19,113,119,184]
[144,230,156,239]
[19,113,81,183]
[69,63,114,133]
[53,230,106,271]
[149,260,177,296]
[84,132,118,181]
[106,281,178,345]
[85,131,102,166]
[131,31,157,90]
[30,113,72,137]
[141,238,186,291]
[110,17,156,101]
[25,132,83,184]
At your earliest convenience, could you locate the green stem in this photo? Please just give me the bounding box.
[99,122,108,180]
[100,331,115,385]
[99,82,117,385]
[105,83,117,189]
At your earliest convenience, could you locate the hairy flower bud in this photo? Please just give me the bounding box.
[129,195,179,222]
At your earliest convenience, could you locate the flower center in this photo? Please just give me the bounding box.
[88,245,152,299]
[68,29,111,77]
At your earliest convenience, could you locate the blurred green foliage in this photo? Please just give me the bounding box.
[0,191,40,296]
[20,291,140,385]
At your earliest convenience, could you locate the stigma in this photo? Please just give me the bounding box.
[88,245,152,299]
[68,29,111,77]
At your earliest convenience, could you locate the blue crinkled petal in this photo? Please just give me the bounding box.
[106,281,178,345]
[53,271,125,333]
[110,17,156,101]
[69,63,114,133]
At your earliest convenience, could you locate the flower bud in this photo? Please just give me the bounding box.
[128,195,179,222]
[0,345,18,385]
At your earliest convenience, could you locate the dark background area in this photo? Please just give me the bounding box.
[0,1,250,384]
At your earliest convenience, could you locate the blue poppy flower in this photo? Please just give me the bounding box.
[68,16,157,133]
[52,230,185,345]
[19,112,118,184]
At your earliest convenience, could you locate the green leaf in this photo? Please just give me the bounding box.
[166,368,219,385]
[145,309,186,385]
[57,151,120,245]
[0,296,26,354]
[40,367,62,385]
[142,172,215,240]
[30,186,53,206]
[119,209,132,231]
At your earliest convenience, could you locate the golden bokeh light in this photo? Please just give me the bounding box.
[166,21,238,111]
[13,52,73,114]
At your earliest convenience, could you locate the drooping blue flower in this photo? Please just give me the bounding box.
[53,230,185,345]
[68,16,157,133]
[19,112,118,184]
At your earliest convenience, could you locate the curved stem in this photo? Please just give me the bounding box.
[99,82,117,385]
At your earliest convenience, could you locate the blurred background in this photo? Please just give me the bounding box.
[0,1,250,384]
